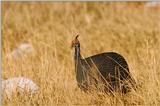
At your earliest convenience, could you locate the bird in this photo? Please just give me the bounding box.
[71,35,136,93]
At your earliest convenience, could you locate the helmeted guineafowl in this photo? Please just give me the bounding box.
[71,35,136,93]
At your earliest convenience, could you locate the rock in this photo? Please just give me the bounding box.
[145,1,160,7]
[7,41,35,60]
[2,77,39,98]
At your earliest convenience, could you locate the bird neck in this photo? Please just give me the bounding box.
[74,46,81,61]
[74,45,82,73]
[74,45,88,88]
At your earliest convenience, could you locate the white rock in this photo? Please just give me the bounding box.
[145,1,160,7]
[18,41,34,53]
[7,41,35,60]
[2,77,39,98]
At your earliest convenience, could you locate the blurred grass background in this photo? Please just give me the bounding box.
[2,2,160,105]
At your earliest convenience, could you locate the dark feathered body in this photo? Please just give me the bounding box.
[76,52,135,93]
[72,35,135,93]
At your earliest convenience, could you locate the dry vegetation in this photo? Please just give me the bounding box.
[2,2,160,106]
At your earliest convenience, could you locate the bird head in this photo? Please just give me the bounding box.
[71,34,80,49]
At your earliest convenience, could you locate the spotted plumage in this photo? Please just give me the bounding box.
[71,35,136,93]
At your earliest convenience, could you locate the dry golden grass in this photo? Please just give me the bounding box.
[2,2,160,106]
